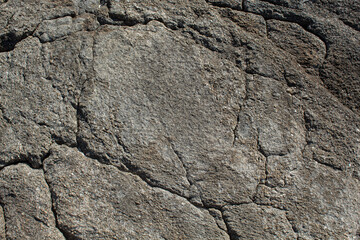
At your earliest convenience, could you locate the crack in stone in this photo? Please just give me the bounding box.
[0,203,7,240]
[0,14,76,52]
[97,0,179,30]
[69,144,230,237]
[232,114,240,146]
[32,216,49,228]
[0,160,71,239]
[340,19,360,32]
[285,214,300,239]
[242,0,329,64]
[41,167,75,240]
[205,0,243,11]
[0,31,32,53]
[218,208,237,240]
[219,202,298,240]
[2,1,358,238]
[0,150,51,171]
[167,140,193,188]
[256,129,272,188]
[302,110,344,172]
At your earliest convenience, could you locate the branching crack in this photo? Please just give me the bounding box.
[72,143,230,235]
[0,13,77,53]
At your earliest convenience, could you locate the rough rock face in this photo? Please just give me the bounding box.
[0,0,359,239]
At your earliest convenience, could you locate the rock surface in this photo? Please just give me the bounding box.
[0,0,359,239]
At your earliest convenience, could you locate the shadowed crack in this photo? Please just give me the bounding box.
[0,31,31,52]
[0,150,51,171]
[205,0,243,11]
[1,1,357,238]
[41,166,76,240]
[340,19,360,32]
[0,13,77,52]
[0,204,6,240]
[218,208,237,240]
[0,160,73,239]
[65,144,231,238]
[285,214,300,239]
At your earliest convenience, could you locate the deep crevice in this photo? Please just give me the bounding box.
[285,214,300,239]
[205,0,243,11]
[0,31,31,53]
[0,12,78,53]
[0,149,51,171]
[42,168,77,240]
[218,208,238,240]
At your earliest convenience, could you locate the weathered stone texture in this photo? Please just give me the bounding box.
[44,145,228,239]
[0,164,64,239]
[0,0,359,239]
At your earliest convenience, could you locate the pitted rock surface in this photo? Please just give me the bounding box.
[0,0,359,239]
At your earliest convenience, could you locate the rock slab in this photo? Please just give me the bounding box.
[0,0,359,239]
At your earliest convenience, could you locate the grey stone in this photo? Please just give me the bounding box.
[207,0,243,10]
[217,8,267,37]
[223,203,297,239]
[77,21,264,208]
[0,164,64,240]
[0,0,359,239]
[34,14,99,43]
[0,205,5,240]
[0,37,77,168]
[43,145,228,239]
[243,0,360,112]
[267,19,326,73]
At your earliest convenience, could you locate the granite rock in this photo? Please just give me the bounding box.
[0,164,65,239]
[0,0,359,239]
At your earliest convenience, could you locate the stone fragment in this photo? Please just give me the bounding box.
[44,145,229,239]
[217,8,267,37]
[78,21,264,207]
[0,0,76,51]
[0,37,77,168]
[0,164,64,240]
[267,19,326,72]
[222,203,297,239]
[34,14,99,43]
[244,0,360,112]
